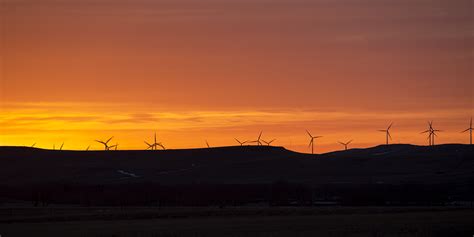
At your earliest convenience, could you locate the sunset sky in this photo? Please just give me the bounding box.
[1,0,472,153]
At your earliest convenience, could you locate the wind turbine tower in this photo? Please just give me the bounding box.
[378,122,393,145]
[461,117,473,145]
[306,130,322,154]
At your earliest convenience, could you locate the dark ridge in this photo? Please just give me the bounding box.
[1,144,473,206]
[0,144,472,185]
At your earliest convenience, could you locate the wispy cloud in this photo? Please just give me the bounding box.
[1,102,472,152]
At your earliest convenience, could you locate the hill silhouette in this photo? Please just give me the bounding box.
[1,144,473,206]
[0,144,472,186]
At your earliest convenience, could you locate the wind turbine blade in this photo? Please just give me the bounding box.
[269,139,276,143]
[308,139,313,148]
[154,133,157,144]
[461,128,470,133]
[348,140,353,144]
[421,130,430,134]
[388,122,393,130]
[258,131,262,140]
[306,130,312,137]
[144,141,152,146]
[378,130,386,132]
[338,141,344,145]
[387,132,392,140]
[106,136,114,144]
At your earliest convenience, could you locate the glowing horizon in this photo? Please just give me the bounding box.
[1,102,472,153]
[1,0,472,153]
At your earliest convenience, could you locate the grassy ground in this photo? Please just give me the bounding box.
[0,207,473,237]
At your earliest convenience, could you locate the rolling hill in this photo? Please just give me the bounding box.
[0,144,472,186]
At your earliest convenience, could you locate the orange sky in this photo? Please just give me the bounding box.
[1,0,472,153]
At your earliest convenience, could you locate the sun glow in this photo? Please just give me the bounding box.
[1,102,471,153]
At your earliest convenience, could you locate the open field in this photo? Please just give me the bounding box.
[0,207,473,237]
[1,145,473,236]
[1,144,473,186]
[0,144,473,206]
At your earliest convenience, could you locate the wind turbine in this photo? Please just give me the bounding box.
[338,140,353,150]
[156,143,166,150]
[145,141,154,150]
[422,121,441,146]
[250,131,263,146]
[59,142,64,151]
[430,122,442,146]
[145,132,165,150]
[306,130,322,154]
[234,138,248,146]
[110,143,118,150]
[378,122,393,145]
[206,140,210,148]
[262,139,276,146]
[461,117,473,145]
[95,136,114,150]
[421,121,434,146]
[31,143,36,148]
[86,145,90,151]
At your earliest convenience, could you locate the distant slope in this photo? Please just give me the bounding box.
[0,144,473,186]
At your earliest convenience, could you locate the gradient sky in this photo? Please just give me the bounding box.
[1,0,473,152]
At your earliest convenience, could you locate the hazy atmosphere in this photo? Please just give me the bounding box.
[1,0,472,152]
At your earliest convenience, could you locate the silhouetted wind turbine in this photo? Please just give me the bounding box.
[86,145,90,151]
[31,143,36,148]
[306,130,322,154]
[145,133,157,150]
[157,143,166,150]
[145,132,165,150]
[421,121,434,146]
[262,139,276,146]
[206,140,210,148]
[338,140,353,150]
[110,143,118,150]
[234,138,248,146]
[461,117,473,145]
[95,136,114,150]
[59,142,64,151]
[145,141,154,150]
[378,122,393,145]
[250,131,263,146]
[430,122,442,146]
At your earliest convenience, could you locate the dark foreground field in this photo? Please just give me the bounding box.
[1,144,473,186]
[1,144,473,207]
[1,207,473,237]
[0,145,473,236]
